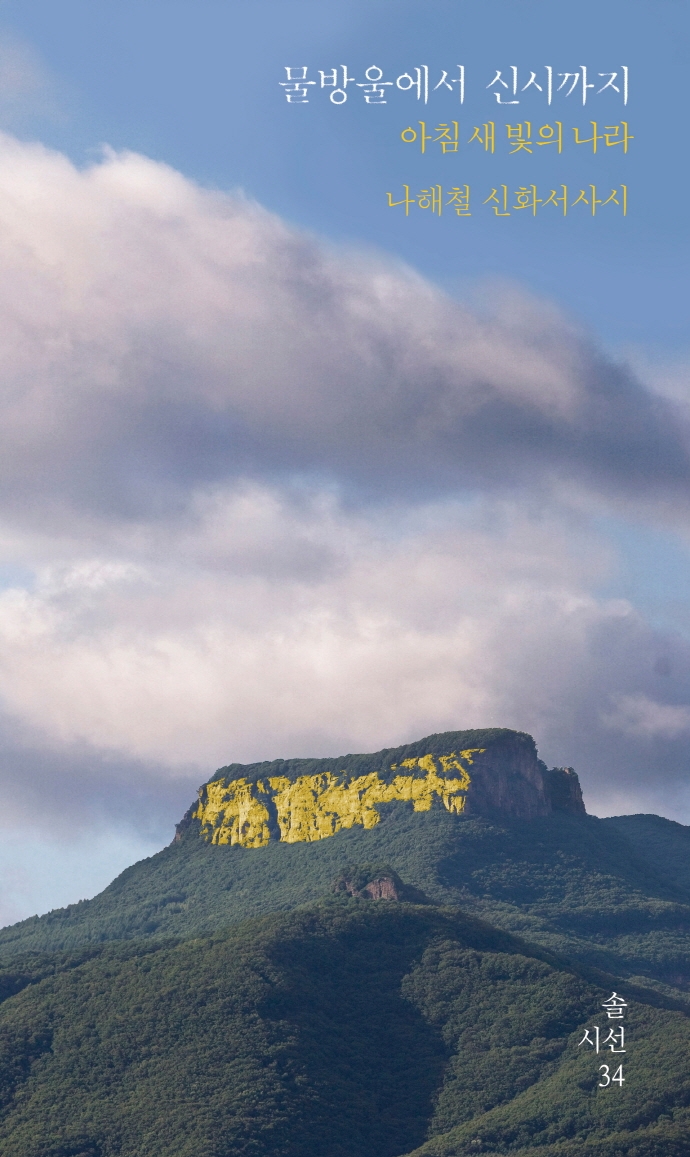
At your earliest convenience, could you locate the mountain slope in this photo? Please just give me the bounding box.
[0,900,687,1157]
[0,728,687,1156]
[0,805,688,1004]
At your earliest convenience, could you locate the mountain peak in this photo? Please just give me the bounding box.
[174,728,585,848]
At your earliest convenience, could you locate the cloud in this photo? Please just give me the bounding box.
[601,693,690,740]
[0,134,687,918]
[0,34,64,128]
[0,712,198,925]
[0,485,688,825]
[0,135,687,530]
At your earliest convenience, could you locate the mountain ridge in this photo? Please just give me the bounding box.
[175,728,585,850]
[0,729,686,1013]
[0,728,687,1155]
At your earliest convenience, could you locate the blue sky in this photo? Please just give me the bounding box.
[0,0,687,922]
[2,0,685,349]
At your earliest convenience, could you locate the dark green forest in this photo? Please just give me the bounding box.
[0,899,687,1157]
[2,809,689,1004]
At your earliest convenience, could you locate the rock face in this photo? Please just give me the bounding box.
[544,766,586,814]
[175,728,586,849]
[331,865,428,902]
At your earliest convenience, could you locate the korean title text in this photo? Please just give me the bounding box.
[400,120,632,155]
[279,65,629,106]
[578,993,628,1088]
[385,183,627,218]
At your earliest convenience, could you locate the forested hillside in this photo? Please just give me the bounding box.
[0,730,687,1155]
[0,899,687,1157]
[1,808,688,1005]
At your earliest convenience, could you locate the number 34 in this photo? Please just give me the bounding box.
[599,1064,625,1087]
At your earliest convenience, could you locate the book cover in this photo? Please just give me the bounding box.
[0,3,685,1154]
[0,0,683,913]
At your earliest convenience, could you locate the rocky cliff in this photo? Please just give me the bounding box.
[175,728,586,848]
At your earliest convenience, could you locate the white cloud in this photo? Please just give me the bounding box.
[622,347,690,408]
[601,693,690,740]
[0,34,62,127]
[0,484,686,823]
[0,135,685,529]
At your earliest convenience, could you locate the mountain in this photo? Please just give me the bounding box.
[174,727,586,846]
[0,728,687,1156]
[0,729,687,1002]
